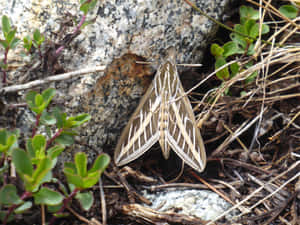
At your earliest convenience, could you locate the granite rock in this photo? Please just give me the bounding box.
[1,0,231,162]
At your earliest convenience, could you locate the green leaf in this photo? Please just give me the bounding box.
[52,107,65,128]
[0,129,17,153]
[89,0,98,10]
[23,35,32,51]
[210,43,224,57]
[64,171,84,188]
[76,154,110,189]
[215,57,230,81]
[0,39,9,49]
[10,37,20,49]
[68,183,76,192]
[29,157,52,191]
[0,129,7,146]
[230,33,247,51]
[35,94,43,107]
[26,91,37,107]
[0,184,23,205]
[240,6,259,23]
[38,35,45,45]
[75,191,93,211]
[89,154,110,174]
[223,41,239,58]
[65,113,91,128]
[279,5,299,19]
[12,148,33,177]
[245,71,258,84]
[80,3,89,15]
[40,111,56,125]
[244,19,256,37]
[40,170,53,184]
[26,91,41,114]
[33,29,43,44]
[249,24,260,40]
[26,89,56,115]
[75,152,87,177]
[26,139,35,159]
[64,162,84,188]
[33,187,63,206]
[14,201,32,213]
[6,29,17,44]
[2,15,11,35]
[48,145,65,160]
[42,88,56,106]
[82,171,100,188]
[64,162,76,172]
[47,204,63,213]
[234,24,247,36]
[230,62,240,78]
[261,24,269,35]
[248,23,269,39]
[80,0,97,15]
[32,135,46,158]
[247,43,255,56]
[7,133,17,145]
[55,132,74,146]
[6,135,17,153]
[240,91,247,97]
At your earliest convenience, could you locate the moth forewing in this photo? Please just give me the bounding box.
[114,82,160,166]
[168,91,206,172]
[114,48,206,172]
[165,60,206,172]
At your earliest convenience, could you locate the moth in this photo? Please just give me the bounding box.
[114,47,206,172]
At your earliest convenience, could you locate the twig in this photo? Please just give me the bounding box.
[66,205,92,224]
[121,203,206,224]
[1,66,105,93]
[243,171,300,215]
[206,161,300,224]
[143,180,243,191]
[211,115,259,157]
[115,167,151,205]
[41,204,45,225]
[120,166,157,183]
[99,178,107,225]
[223,158,271,175]
[190,171,248,214]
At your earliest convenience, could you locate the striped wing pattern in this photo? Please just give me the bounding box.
[114,48,206,172]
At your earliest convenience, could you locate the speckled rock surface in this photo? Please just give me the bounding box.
[143,188,237,221]
[1,0,230,78]
[1,0,231,162]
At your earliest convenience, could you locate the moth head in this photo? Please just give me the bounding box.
[164,46,176,62]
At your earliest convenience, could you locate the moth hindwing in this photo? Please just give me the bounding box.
[114,48,206,172]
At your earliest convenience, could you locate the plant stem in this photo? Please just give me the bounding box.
[55,14,86,57]
[49,188,80,225]
[2,48,9,83]
[32,113,41,137]
[46,128,63,148]
[3,191,32,225]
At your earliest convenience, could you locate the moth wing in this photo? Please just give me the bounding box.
[166,65,206,172]
[114,82,160,166]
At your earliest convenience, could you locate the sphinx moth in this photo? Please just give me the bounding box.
[114,47,206,172]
